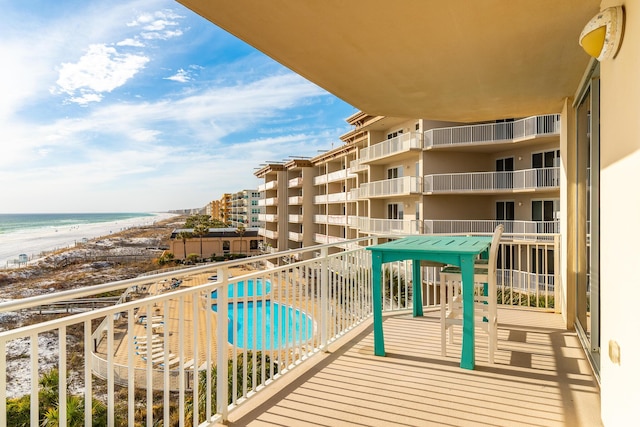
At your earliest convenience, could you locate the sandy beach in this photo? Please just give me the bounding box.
[0,212,178,268]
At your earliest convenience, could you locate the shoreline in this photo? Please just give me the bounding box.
[0,212,179,269]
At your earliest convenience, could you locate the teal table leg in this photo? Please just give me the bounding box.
[460,256,475,369]
[412,259,423,317]
[372,253,385,356]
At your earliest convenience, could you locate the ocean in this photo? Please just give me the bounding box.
[0,212,173,268]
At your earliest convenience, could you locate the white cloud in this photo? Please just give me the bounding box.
[117,38,145,47]
[54,44,150,104]
[165,68,191,83]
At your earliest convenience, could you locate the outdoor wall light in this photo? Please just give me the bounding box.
[579,6,625,61]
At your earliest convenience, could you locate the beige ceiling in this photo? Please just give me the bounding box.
[178,0,601,122]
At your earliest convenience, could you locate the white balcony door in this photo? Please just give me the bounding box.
[387,166,403,179]
[496,201,514,233]
[495,157,514,189]
[388,203,403,220]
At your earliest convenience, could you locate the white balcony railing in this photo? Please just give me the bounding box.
[262,228,278,239]
[0,235,559,426]
[359,176,422,198]
[313,169,350,185]
[288,231,304,242]
[356,217,420,235]
[288,214,303,223]
[288,195,304,205]
[424,114,561,148]
[314,192,347,204]
[257,180,278,191]
[314,214,348,225]
[313,233,347,244]
[349,158,367,172]
[288,177,303,188]
[423,220,560,236]
[258,197,278,206]
[424,167,560,193]
[258,213,278,222]
[359,132,423,163]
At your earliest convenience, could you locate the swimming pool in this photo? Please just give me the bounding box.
[212,301,313,350]
[210,279,271,298]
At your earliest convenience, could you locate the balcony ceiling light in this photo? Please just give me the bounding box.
[579,6,624,61]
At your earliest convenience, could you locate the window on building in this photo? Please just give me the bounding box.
[388,203,403,220]
[387,167,403,179]
[387,129,403,139]
[532,150,560,168]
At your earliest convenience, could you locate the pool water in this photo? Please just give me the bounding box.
[211,279,271,298]
[212,301,313,350]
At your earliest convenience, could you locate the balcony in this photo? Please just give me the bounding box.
[314,169,351,185]
[424,167,560,194]
[313,233,347,244]
[288,195,304,205]
[359,176,422,198]
[261,228,278,239]
[288,213,303,223]
[258,197,278,206]
[314,192,347,204]
[355,217,420,235]
[359,132,423,164]
[423,114,561,149]
[0,236,599,426]
[257,180,278,191]
[314,214,348,225]
[424,219,560,236]
[288,176,303,188]
[258,213,278,222]
[288,231,304,242]
[349,158,367,172]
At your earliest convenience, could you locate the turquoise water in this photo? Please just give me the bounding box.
[0,213,154,235]
[212,301,313,350]
[211,279,271,298]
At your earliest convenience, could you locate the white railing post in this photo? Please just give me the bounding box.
[554,234,561,314]
[217,267,229,421]
[320,247,329,351]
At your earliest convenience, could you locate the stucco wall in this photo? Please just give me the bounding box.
[598,1,640,425]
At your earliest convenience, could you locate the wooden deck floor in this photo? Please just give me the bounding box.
[221,308,602,427]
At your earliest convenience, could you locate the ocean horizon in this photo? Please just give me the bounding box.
[0,212,176,268]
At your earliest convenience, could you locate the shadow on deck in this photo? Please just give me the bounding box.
[222,308,601,427]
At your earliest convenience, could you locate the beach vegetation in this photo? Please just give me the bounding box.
[175,230,193,259]
[235,224,246,255]
[186,253,200,264]
[157,252,175,266]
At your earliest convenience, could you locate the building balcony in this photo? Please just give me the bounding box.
[313,168,354,185]
[288,195,304,205]
[257,180,278,191]
[261,228,278,239]
[258,213,278,222]
[314,192,347,204]
[288,176,303,188]
[313,233,347,244]
[355,217,420,235]
[359,131,423,164]
[288,214,303,223]
[258,197,278,206]
[349,158,367,172]
[423,219,560,236]
[423,114,561,150]
[288,231,304,242]
[359,176,422,198]
[424,167,560,194]
[0,236,599,426]
[314,214,348,225]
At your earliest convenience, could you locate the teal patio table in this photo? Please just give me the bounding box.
[367,235,492,370]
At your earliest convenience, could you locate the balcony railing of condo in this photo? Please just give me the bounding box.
[313,168,352,185]
[314,192,348,204]
[423,114,561,148]
[423,167,560,193]
[288,177,303,188]
[258,197,278,206]
[359,176,422,198]
[423,219,560,236]
[258,180,278,191]
[355,217,421,235]
[314,214,348,225]
[359,131,423,163]
[0,235,559,426]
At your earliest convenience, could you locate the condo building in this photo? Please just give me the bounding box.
[228,189,263,229]
[255,112,561,249]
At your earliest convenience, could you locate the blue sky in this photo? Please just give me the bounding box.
[0,0,356,213]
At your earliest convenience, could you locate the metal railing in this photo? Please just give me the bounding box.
[423,114,561,148]
[355,217,421,235]
[359,132,423,163]
[423,219,560,235]
[424,167,560,193]
[359,176,422,198]
[314,192,348,204]
[0,235,560,426]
